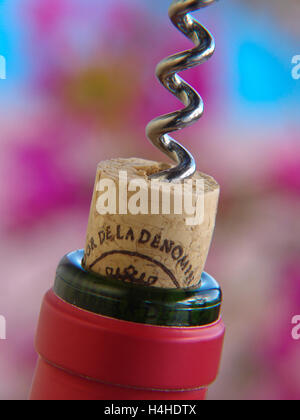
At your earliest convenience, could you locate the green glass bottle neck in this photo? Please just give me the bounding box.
[54,250,222,327]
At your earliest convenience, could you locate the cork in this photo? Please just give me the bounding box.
[83,158,219,289]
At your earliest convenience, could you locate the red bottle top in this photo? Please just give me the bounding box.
[30,251,225,400]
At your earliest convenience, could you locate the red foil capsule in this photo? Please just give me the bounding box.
[30,250,225,400]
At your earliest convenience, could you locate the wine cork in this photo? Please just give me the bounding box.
[83,158,219,289]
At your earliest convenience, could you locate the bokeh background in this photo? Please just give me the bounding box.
[0,0,300,400]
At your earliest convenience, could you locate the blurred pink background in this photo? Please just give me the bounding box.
[0,0,300,400]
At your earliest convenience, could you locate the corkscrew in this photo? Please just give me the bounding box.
[146,0,216,182]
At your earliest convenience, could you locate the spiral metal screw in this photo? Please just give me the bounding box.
[146,0,216,182]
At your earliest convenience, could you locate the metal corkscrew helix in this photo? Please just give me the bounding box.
[146,0,216,182]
